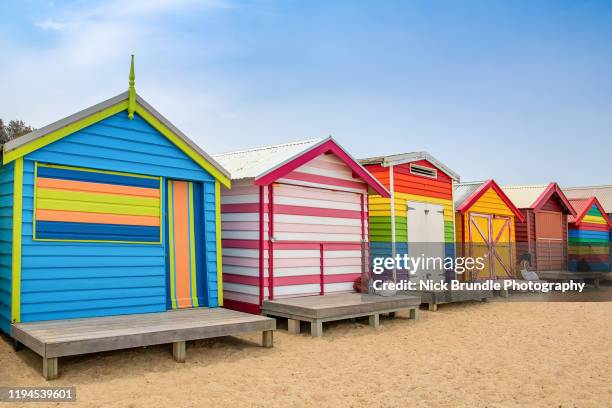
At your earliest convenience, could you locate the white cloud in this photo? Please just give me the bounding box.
[34,19,68,30]
[1,0,242,153]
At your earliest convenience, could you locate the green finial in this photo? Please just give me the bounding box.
[128,54,136,119]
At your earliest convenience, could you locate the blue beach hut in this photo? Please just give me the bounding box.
[0,57,231,334]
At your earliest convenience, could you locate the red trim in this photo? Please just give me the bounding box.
[222,203,362,219]
[258,186,264,306]
[223,241,363,251]
[223,272,362,287]
[223,271,363,287]
[458,179,525,222]
[224,299,261,315]
[282,171,367,191]
[571,196,612,228]
[268,184,274,300]
[222,203,259,213]
[571,222,610,232]
[253,138,390,197]
[273,241,363,250]
[274,204,362,219]
[319,243,324,295]
[224,273,260,286]
[532,182,577,216]
[223,239,264,249]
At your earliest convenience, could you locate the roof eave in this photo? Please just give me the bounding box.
[3,91,129,155]
[574,197,612,228]
[254,137,390,197]
[532,183,577,216]
[1,91,231,187]
[359,151,460,181]
[458,180,525,222]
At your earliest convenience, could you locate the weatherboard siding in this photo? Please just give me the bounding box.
[569,204,610,272]
[455,185,517,280]
[221,153,369,313]
[365,160,455,277]
[26,111,214,183]
[514,195,569,271]
[17,109,219,323]
[221,180,267,310]
[0,162,14,333]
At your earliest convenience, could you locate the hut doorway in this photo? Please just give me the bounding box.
[406,201,445,282]
[166,180,205,309]
[535,210,564,271]
[468,213,514,280]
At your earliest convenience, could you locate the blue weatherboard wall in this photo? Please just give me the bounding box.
[14,110,219,325]
[0,162,14,333]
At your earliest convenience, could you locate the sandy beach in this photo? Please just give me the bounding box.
[1,297,610,408]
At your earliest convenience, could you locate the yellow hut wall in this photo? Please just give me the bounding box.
[455,187,518,280]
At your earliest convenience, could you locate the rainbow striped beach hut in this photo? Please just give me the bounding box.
[0,58,231,335]
[567,197,612,272]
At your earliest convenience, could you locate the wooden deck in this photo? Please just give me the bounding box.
[12,307,275,380]
[261,293,420,337]
[400,289,494,311]
[537,271,610,287]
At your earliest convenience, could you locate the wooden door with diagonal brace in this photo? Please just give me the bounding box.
[468,213,514,280]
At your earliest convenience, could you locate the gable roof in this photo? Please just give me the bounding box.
[563,185,612,214]
[501,183,576,216]
[2,91,231,187]
[567,197,612,227]
[454,180,524,221]
[358,151,460,181]
[213,137,390,197]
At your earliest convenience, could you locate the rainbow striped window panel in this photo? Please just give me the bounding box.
[34,163,162,243]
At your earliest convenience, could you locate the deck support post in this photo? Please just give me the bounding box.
[262,330,274,348]
[428,303,438,312]
[43,357,58,380]
[388,312,396,319]
[311,320,323,337]
[173,341,186,363]
[287,319,301,334]
[409,308,419,320]
[368,313,380,329]
[593,279,600,288]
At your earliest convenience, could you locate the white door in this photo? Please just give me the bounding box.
[407,201,446,283]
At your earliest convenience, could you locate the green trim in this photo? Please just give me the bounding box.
[215,180,223,306]
[128,54,136,120]
[135,104,231,188]
[167,180,177,309]
[2,99,231,188]
[188,182,199,307]
[11,158,23,323]
[32,162,38,241]
[3,101,128,165]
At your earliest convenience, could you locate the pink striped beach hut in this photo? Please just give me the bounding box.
[213,138,390,314]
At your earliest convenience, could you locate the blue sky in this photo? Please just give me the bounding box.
[1,0,611,186]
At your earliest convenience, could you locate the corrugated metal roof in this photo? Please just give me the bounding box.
[359,151,460,181]
[563,185,612,214]
[453,181,485,208]
[567,198,590,223]
[500,184,549,209]
[212,138,325,180]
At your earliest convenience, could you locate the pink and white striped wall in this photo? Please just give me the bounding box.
[221,153,370,314]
